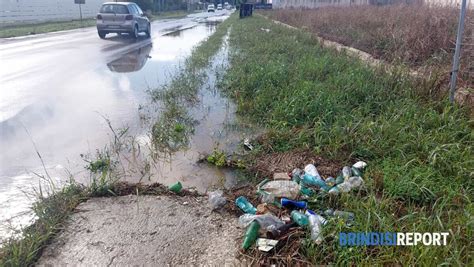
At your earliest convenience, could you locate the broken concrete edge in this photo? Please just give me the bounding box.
[257,13,473,108]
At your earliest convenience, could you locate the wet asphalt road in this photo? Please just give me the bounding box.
[0,10,232,239]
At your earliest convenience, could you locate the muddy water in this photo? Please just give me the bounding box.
[140,34,257,191]
[0,18,252,240]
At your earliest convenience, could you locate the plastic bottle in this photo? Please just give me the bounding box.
[168,182,182,193]
[304,164,321,180]
[266,222,297,239]
[325,177,336,187]
[300,186,314,197]
[238,213,285,230]
[325,209,355,223]
[301,173,327,188]
[305,210,328,225]
[235,196,257,214]
[290,210,309,227]
[259,180,301,199]
[348,176,364,188]
[335,174,344,185]
[342,166,352,180]
[280,198,307,209]
[336,182,352,193]
[242,221,260,250]
[351,167,362,177]
[291,168,303,183]
[306,211,323,244]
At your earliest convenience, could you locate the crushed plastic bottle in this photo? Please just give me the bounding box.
[305,211,323,244]
[291,168,303,183]
[242,221,260,250]
[239,213,285,230]
[304,164,321,180]
[305,210,328,225]
[208,190,226,210]
[259,191,276,204]
[280,198,307,209]
[348,176,364,188]
[336,182,352,192]
[325,177,336,187]
[260,180,300,199]
[235,196,257,214]
[291,210,309,227]
[325,209,355,224]
[342,166,352,180]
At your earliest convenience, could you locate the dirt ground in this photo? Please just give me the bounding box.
[37,195,244,266]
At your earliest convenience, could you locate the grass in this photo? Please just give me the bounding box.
[0,10,193,38]
[0,19,96,38]
[219,15,473,265]
[262,4,474,87]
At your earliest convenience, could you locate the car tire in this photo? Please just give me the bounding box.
[98,31,106,39]
[132,25,139,39]
[145,23,151,38]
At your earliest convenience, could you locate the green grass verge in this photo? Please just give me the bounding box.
[0,19,96,38]
[0,10,194,38]
[220,15,473,265]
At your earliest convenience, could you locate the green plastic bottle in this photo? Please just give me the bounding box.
[242,221,260,250]
[168,182,182,193]
[291,210,309,227]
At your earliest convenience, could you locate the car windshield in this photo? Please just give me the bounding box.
[100,4,129,14]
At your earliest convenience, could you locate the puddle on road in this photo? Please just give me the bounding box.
[0,19,256,241]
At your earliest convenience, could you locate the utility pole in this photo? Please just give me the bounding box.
[449,0,467,103]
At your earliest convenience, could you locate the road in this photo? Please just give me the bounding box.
[0,10,232,239]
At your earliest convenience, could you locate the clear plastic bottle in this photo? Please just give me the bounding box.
[305,211,323,244]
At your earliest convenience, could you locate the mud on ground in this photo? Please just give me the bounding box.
[37,195,243,266]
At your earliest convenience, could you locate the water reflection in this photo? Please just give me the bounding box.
[107,44,153,73]
[0,22,226,241]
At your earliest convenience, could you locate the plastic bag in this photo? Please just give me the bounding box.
[208,190,227,210]
[238,213,285,231]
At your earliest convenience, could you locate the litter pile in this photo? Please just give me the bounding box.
[210,161,367,262]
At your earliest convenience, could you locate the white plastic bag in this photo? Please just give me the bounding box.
[208,190,227,210]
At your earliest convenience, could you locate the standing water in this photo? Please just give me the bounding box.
[0,13,254,241]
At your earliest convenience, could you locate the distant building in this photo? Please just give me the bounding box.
[0,0,107,25]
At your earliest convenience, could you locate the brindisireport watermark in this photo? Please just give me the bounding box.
[339,232,449,246]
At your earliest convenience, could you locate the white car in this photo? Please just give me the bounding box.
[217,4,223,10]
[207,4,215,12]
